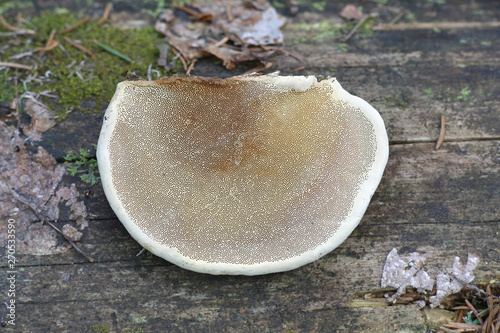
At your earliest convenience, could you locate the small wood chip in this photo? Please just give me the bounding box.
[435,115,446,150]
[63,37,96,58]
[96,3,113,26]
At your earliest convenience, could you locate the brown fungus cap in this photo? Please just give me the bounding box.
[97,74,389,275]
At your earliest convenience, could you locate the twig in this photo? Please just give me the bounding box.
[226,1,234,22]
[442,322,482,330]
[186,59,197,75]
[172,47,188,71]
[36,30,59,52]
[0,61,33,70]
[389,11,406,25]
[9,187,94,262]
[374,21,500,31]
[291,65,305,71]
[147,63,153,81]
[45,221,94,262]
[0,14,35,34]
[173,5,200,17]
[341,14,376,43]
[61,16,91,34]
[14,77,19,130]
[435,115,446,150]
[0,32,21,37]
[440,327,460,333]
[213,36,229,48]
[283,49,302,62]
[16,12,22,26]
[9,51,33,60]
[259,45,303,62]
[241,62,273,76]
[63,37,96,58]
[96,3,113,26]
[485,285,495,333]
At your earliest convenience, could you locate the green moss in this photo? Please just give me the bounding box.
[311,1,326,11]
[64,144,100,185]
[423,86,489,103]
[0,77,25,103]
[91,325,111,333]
[289,19,373,46]
[1,11,182,120]
[380,94,409,109]
[0,0,31,15]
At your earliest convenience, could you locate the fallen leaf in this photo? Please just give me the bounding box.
[0,121,88,255]
[21,98,56,141]
[155,0,289,69]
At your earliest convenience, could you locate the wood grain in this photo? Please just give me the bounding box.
[1,0,499,332]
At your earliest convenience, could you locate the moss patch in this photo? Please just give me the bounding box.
[1,11,181,120]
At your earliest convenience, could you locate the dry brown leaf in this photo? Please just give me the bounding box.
[0,122,88,255]
[21,98,57,141]
[155,0,287,69]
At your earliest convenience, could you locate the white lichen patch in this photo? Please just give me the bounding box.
[381,248,480,307]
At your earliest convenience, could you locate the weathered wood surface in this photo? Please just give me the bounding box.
[2,0,500,332]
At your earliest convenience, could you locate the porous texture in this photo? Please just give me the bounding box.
[97,75,388,275]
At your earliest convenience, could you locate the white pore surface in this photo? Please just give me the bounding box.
[97,75,389,275]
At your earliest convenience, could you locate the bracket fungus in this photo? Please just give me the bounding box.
[97,74,389,275]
